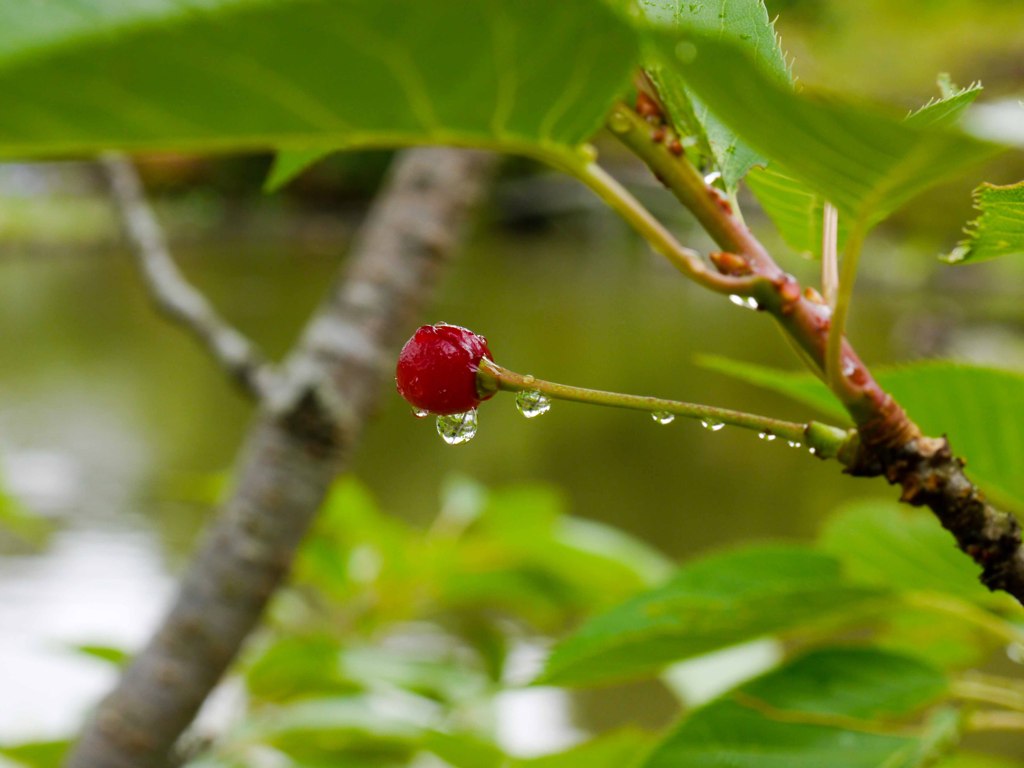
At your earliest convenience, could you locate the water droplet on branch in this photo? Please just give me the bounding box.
[758,431,776,442]
[651,411,675,425]
[436,410,478,445]
[515,390,551,419]
[412,407,430,419]
[728,294,759,310]
[700,418,725,432]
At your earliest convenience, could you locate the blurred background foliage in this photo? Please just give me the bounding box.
[0,0,1023,764]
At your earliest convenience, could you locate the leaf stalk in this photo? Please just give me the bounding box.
[477,358,855,460]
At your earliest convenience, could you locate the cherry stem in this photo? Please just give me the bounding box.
[477,358,857,461]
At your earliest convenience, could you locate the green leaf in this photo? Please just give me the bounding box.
[425,729,653,768]
[640,0,791,190]
[906,76,984,130]
[819,500,1008,606]
[746,165,850,258]
[243,694,429,763]
[936,755,1024,768]
[698,355,847,421]
[265,148,335,192]
[539,546,885,686]
[699,357,1024,512]
[641,647,950,768]
[524,729,652,768]
[749,75,980,258]
[0,486,50,546]
[0,0,638,163]
[70,643,131,667]
[245,635,356,701]
[655,31,1002,224]
[947,181,1024,264]
[0,740,71,768]
[422,731,506,768]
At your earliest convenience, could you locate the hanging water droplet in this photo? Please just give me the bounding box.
[411,407,430,419]
[808,447,817,456]
[436,410,478,445]
[728,294,759,310]
[758,431,776,441]
[704,171,722,186]
[515,390,551,419]
[651,411,675,425]
[787,440,802,449]
[700,418,725,432]
[608,110,633,134]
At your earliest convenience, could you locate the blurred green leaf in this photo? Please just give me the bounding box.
[0,471,50,546]
[540,546,885,686]
[947,182,1024,264]
[698,357,1024,512]
[425,728,654,768]
[698,354,848,421]
[337,646,487,703]
[69,643,131,668]
[819,500,1011,607]
[422,731,506,768]
[641,647,950,768]
[525,728,652,768]
[640,0,791,190]
[245,635,357,701]
[0,740,70,768]
[0,0,637,165]
[873,606,994,670]
[442,484,673,624]
[653,31,1001,225]
[243,694,432,763]
[935,755,1024,768]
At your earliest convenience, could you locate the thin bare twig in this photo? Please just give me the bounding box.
[100,153,278,400]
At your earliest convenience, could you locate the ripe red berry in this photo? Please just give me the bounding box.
[396,323,495,415]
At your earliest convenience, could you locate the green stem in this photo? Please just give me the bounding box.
[478,358,855,459]
[565,154,761,296]
[605,103,780,279]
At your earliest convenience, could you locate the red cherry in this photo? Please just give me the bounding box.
[396,323,495,415]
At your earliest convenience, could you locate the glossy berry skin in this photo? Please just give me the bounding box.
[396,323,495,415]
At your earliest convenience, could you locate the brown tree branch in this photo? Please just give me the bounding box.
[65,147,496,768]
[100,153,278,401]
[607,100,1024,604]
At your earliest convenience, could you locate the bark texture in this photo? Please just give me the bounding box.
[850,435,1024,598]
[65,147,496,768]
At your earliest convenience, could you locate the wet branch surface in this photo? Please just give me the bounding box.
[64,147,496,768]
[608,100,1024,605]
